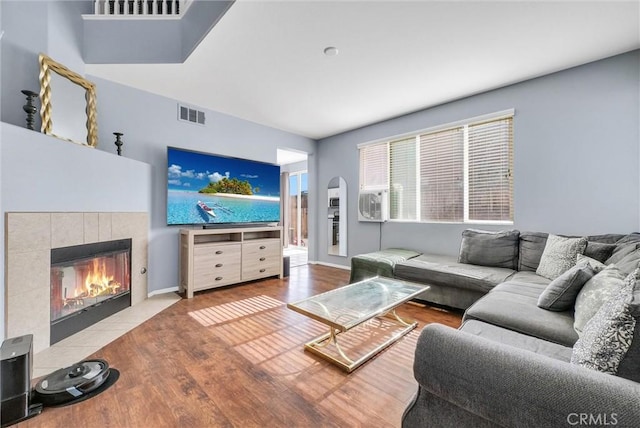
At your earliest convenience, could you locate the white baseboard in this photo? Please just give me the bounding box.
[148,286,180,297]
[312,261,351,271]
[147,263,351,297]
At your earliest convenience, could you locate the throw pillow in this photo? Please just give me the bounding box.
[576,254,606,273]
[617,274,640,382]
[614,248,640,275]
[518,231,548,272]
[571,269,638,379]
[584,242,616,263]
[574,264,626,335]
[458,229,520,270]
[537,263,595,311]
[536,235,587,280]
[606,242,640,265]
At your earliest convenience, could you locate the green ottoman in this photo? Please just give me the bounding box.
[349,248,422,283]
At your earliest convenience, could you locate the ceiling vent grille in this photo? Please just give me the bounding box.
[178,104,205,126]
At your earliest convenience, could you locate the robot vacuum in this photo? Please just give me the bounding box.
[33,359,117,406]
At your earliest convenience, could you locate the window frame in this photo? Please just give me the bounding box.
[358,109,514,225]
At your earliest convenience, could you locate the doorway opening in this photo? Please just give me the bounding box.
[278,148,309,267]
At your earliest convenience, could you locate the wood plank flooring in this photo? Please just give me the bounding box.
[18,265,462,428]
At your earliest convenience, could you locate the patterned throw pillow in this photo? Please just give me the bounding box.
[574,264,626,335]
[536,235,587,280]
[571,269,639,376]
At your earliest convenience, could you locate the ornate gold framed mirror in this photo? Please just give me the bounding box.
[39,53,98,147]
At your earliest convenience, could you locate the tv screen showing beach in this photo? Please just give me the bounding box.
[167,147,281,226]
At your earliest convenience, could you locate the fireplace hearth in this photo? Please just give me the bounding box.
[50,239,132,345]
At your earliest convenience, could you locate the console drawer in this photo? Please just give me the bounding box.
[193,243,241,289]
[242,239,281,280]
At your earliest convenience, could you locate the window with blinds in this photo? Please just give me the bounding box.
[358,111,514,224]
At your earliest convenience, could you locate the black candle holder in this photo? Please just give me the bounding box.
[113,132,124,156]
[21,90,38,130]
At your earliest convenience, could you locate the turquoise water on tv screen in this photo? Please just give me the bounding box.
[167,190,280,225]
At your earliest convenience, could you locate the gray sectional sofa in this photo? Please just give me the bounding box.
[392,230,640,427]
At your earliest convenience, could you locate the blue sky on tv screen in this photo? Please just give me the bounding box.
[167,147,280,196]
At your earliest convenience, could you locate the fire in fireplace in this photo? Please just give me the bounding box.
[50,239,132,345]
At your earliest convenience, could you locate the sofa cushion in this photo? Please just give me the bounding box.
[584,242,616,263]
[491,282,549,301]
[505,271,552,287]
[574,264,626,335]
[615,248,640,275]
[518,231,548,272]
[536,235,587,280]
[349,248,421,283]
[586,233,626,244]
[461,320,573,362]
[394,254,515,294]
[571,269,639,382]
[464,281,578,346]
[458,229,520,270]
[537,263,595,312]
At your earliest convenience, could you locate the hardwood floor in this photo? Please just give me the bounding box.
[18,265,462,428]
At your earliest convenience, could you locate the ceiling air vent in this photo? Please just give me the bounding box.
[178,104,205,126]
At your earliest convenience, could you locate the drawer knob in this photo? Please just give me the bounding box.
[259,268,266,273]
[215,263,223,268]
[259,245,266,250]
[259,257,266,261]
[215,250,223,255]
[215,276,223,281]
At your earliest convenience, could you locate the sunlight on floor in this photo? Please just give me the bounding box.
[188,295,284,327]
[284,245,308,267]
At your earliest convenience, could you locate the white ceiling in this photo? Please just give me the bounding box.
[86,1,640,140]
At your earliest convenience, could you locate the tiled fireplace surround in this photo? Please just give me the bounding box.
[5,211,149,354]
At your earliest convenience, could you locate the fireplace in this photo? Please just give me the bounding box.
[50,239,132,345]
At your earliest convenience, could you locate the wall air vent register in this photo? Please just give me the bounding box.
[178,104,206,126]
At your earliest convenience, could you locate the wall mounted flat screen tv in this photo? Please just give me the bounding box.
[167,146,281,226]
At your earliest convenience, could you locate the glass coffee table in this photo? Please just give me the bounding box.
[287,276,429,372]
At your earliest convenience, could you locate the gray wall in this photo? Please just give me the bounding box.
[90,77,316,293]
[1,1,92,130]
[317,50,640,266]
[0,1,316,302]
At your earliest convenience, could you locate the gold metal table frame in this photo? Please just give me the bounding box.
[287,277,429,372]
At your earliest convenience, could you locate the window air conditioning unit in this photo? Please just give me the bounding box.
[358,190,388,222]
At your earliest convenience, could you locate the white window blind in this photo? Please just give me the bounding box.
[390,137,417,220]
[358,110,514,224]
[359,142,388,190]
[420,128,464,222]
[467,118,513,222]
